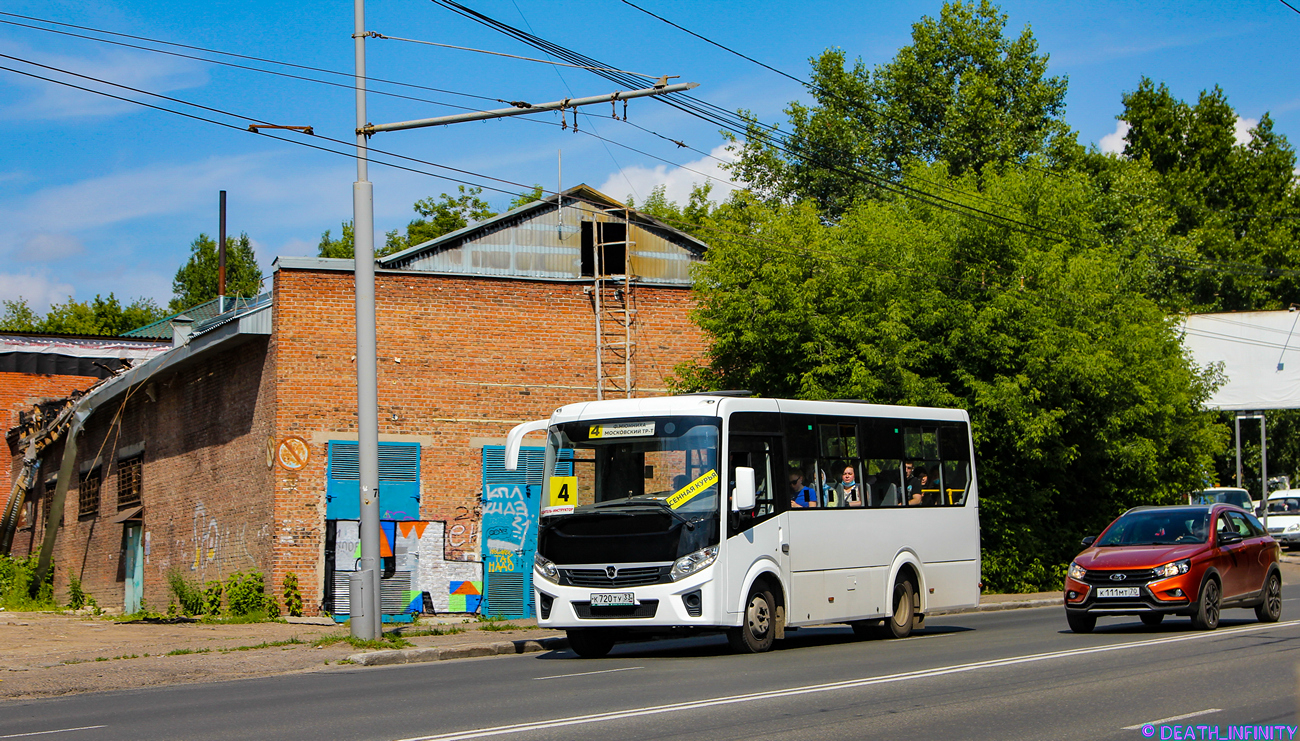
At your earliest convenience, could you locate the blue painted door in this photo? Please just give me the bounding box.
[326,442,421,520]
[123,524,143,614]
[480,446,544,618]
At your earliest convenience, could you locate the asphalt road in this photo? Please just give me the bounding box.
[4,590,1300,741]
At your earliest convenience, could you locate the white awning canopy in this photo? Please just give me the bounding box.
[1181,311,1300,411]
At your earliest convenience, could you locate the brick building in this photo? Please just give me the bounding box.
[0,333,168,527]
[5,186,711,617]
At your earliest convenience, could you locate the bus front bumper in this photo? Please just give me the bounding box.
[533,567,726,629]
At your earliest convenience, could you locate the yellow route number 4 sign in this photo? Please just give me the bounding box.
[543,476,578,517]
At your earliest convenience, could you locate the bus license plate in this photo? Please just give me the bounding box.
[1097,587,1140,598]
[590,592,635,606]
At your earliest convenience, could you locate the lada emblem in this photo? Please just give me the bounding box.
[1110,573,1127,581]
[606,566,618,579]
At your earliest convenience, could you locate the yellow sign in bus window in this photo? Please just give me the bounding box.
[666,469,718,510]
[544,476,578,516]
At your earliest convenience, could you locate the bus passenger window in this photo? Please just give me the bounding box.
[939,425,971,506]
[865,460,903,507]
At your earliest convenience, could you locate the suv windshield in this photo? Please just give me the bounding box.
[1097,509,1211,546]
[551,416,720,519]
[1268,496,1300,514]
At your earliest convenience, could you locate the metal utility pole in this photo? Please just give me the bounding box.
[1235,411,1269,528]
[218,190,227,314]
[350,0,382,641]
[347,0,694,638]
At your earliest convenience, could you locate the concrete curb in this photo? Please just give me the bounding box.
[345,598,1062,666]
[347,637,568,666]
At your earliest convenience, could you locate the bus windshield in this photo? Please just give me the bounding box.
[551,416,720,519]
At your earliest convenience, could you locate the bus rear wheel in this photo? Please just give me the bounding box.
[567,629,616,658]
[728,583,776,653]
[883,579,915,639]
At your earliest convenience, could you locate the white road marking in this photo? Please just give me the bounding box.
[393,619,1300,741]
[0,727,107,739]
[1122,708,1222,730]
[899,631,959,642]
[533,667,643,681]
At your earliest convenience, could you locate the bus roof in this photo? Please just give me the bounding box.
[549,395,969,425]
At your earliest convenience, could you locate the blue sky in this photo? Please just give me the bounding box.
[1,0,1297,311]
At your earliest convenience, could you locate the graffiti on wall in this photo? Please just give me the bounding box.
[449,580,482,612]
[191,500,220,572]
[446,501,481,562]
[482,484,530,553]
[332,519,479,613]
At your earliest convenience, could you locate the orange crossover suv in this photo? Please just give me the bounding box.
[1063,504,1282,633]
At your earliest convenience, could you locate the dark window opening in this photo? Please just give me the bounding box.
[580,221,627,277]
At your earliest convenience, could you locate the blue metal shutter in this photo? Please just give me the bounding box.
[326,441,421,521]
[480,445,545,618]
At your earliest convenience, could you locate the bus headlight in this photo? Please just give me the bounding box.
[534,553,559,582]
[670,546,719,582]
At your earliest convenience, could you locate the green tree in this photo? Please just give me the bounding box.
[508,184,546,210]
[1112,78,1300,312]
[170,233,264,312]
[385,186,496,254]
[679,164,1223,592]
[317,221,355,259]
[730,0,1074,217]
[627,183,717,238]
[0,294,165,336]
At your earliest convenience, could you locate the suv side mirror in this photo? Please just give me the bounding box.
[1218,531,1243,546]
[1080,535,1097,547]
[732,467,756,512]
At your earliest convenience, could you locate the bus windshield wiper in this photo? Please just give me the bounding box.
[591,498,696,530]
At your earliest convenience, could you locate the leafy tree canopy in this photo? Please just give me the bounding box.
[729,0,1074,217]
[627,182,717,238]
[321,184,551,259]
[0,294,166,336]
[1104,77,1300,312]
[170,232,264,313]
[677,164,1224,592]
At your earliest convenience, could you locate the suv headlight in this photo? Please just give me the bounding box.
[534,553,559,582]
[670,546,719,581]
[1154,559,1191,579]
[1286,524,1300,534]
[1068,562,1087,581]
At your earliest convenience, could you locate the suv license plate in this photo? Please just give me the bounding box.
[590,592,635,606]
[1097,587,1140,598]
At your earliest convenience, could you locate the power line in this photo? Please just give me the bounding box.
[365,31,661,79]
[0,12,502,103]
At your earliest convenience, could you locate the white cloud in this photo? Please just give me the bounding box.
[0,270,75,309]
[1099,120,1130,155]
[1234,116,1259,146]
[12,232,84,262]
[598,142,738,207]
[0,43,207,121]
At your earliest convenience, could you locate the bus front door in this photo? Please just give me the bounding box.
[725,435,785,625]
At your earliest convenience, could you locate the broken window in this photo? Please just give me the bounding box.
[78,468,101,519]
[117,454,143,508]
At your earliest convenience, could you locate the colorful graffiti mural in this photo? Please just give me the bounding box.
[448,580,482,613]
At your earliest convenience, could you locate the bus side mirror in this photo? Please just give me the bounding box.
[732,467,756,512]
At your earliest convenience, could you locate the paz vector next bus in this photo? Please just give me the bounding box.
[504,393,980,657]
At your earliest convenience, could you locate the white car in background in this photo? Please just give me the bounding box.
[1190,487,1255,513]
[1264,490,1300,548]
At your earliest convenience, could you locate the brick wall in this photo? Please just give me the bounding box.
[271,267,707,612]
[1,372,100,513]
[18,338,276,613]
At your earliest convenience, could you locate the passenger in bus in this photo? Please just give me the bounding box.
[922,465,942,506]
[905,462,925,506]
[787,467,818,508]
[834,462,864,507]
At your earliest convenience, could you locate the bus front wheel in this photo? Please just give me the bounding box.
[567,629,616,658]
[883,579,915,639]
[728,583,776,653]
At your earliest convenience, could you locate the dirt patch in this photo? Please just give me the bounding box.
[0,612,562,702]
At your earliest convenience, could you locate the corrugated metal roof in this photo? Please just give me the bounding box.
[378,184,707,284]
[123,293,272,340]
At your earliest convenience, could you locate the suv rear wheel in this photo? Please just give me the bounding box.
[1255,571,1282,623]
